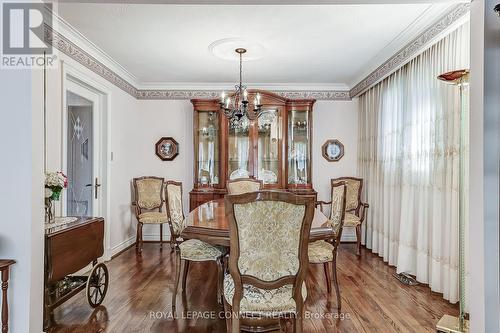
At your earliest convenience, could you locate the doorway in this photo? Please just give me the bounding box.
[63,73,110,260]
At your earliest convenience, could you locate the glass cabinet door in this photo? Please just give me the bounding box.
[228,116,251,179]
[196,111,220,186]
[288,110,311,185]
[257,110,280,185]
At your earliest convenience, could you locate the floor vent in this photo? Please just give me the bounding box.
[394,272,419,286]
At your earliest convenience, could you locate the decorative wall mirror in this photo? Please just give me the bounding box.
[155,137,179,161]
[322,139,344,162]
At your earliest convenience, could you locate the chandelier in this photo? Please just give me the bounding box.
[219,48,264,123]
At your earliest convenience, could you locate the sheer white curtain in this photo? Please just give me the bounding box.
[358,23,469,303]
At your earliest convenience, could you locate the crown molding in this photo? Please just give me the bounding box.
[349,3,470,98]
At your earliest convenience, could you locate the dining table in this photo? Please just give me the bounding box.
[182,198,334,247]
[180,198,335,333]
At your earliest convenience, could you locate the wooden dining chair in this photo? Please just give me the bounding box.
[308,181,347,309]
[132,176,169,254]
[226,178,263,195]
[164,181,185,251]
[223,191,315,333]
[332,177,368,256]
[168,181,228,309]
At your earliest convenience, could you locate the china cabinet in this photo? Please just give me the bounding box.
[189,91,315,210]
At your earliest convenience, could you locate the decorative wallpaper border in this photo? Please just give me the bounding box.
[349,3,470,98]
[136,89,351,101]
[44,24,350,101]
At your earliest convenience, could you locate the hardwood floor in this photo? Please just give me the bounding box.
[48,243,458,333]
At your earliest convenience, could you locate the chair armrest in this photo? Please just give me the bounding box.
[315,200,331,215]
[359,202,369,223]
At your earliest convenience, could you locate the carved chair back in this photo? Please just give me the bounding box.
[225,191,315,322]
[165,181,185,237]
[328,181,347,244]
[226,178,263,195]
[332,177,363,215]
[133,176,165,215]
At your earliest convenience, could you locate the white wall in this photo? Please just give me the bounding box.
[312,100,359,201]
[469,1,500,332]
[111,100,193,244]
[0,61,44,332]
[312,100,359,241]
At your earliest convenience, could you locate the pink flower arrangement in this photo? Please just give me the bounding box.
[45,171,68,201]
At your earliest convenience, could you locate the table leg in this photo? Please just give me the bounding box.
[2,269,10,333]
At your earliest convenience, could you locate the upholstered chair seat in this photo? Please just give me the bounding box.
[178,239,227,262]
[138,212,169,224]
[344,212,361,227]
[223,274,307,316]
[308,240,335,263]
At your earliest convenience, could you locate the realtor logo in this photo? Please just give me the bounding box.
[1,2,55,68]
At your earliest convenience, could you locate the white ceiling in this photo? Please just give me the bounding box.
[57,3,454,87]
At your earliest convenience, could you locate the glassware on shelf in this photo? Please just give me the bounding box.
[257,110,279,184]
[228,115,250,179]
[196,111,220,186]
[288,110,310,185]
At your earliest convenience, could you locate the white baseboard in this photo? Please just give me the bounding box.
[111,236,136,257]
[141,233,172,242]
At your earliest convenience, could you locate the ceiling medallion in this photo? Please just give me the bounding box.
[209,38,265,61]
[219,48,269,125]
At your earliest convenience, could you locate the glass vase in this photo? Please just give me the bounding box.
[45,197,54,223]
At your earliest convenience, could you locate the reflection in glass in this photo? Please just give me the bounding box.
[257,110,279,184]
[67,91,93,216]
[228,116,250,179]
[196,111,219,185]
[288,110,310,185]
